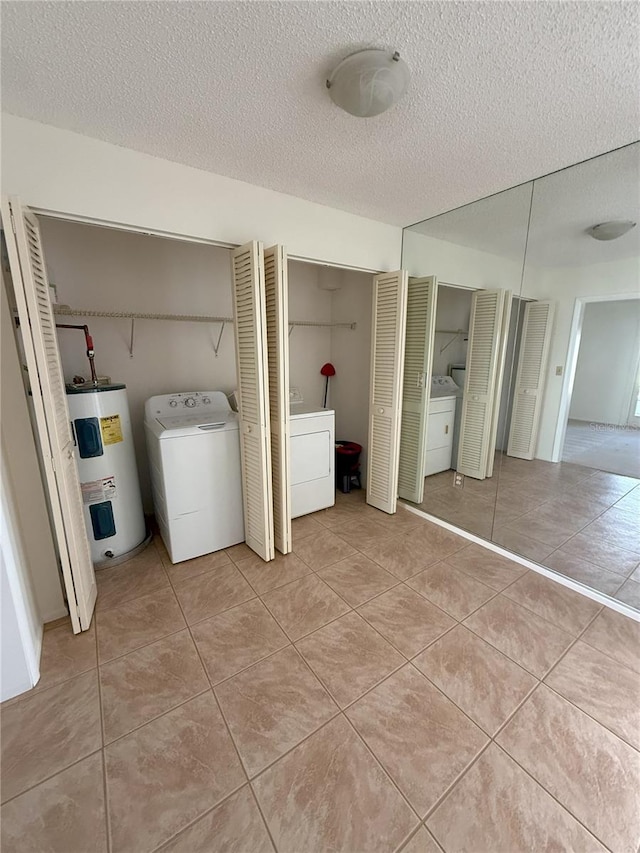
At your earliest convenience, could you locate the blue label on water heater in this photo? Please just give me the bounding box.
[74,417,103,458]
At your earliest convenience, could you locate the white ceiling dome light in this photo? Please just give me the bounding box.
[326,49,410,117]
[587,220,637,240]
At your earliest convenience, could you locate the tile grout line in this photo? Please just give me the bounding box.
[146,564,255,850]
[491,738,615,852]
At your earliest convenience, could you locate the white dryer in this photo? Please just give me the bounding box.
[290,401,335,518]
[145,391,244,563]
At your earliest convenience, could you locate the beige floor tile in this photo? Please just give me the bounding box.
[333,518,396,551]
[163,548,231,584]
[31,621,97,694]
[96,546,169,612]
[261,574,350,640]
[442,543,528,591]
[224,542,253,563]
[399,827,442,853]
[105,692,245,853]
[557,529,640,578]
[427,744,606,853]
[1,671,101,804]
[158,786,273,853]
[291,514,325,540]
[361,532,441,580]
[97,587,185,663]
[545,640,640,749]
[346,665,487,816]
[357,584,455,658]
[414,625,537,735]
[100,630,208,743]
[615,577,640,609]
[296,611,404,708]
[192,598,288,684]
[491,526,555,562]
[407,562,496,620]
[318,552,397,607]
[497,685,640,852]
[0,752,107,853]
[464,595,574,678]
[215,646,338,776]
[252,716,417,853]
[580,607,640,674]
[235,551,311,594]
[292,527,357,570]
[502,571,601,636]
[545,550,626,595]
[582,508,640,553]
[173,564,255,625]
[503,506,582,548]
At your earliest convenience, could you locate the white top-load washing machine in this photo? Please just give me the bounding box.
[145,391,244,563]
[289,392,335,518]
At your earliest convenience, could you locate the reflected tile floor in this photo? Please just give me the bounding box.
[2,491,640,853]
[414,455,640,612]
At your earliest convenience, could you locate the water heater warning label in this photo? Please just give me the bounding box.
[81,475,117,504]
[100,414,123,445]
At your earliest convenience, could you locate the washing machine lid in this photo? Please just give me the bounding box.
[290,404,335,419]
[431,375,462,398]
[156,410,239,433]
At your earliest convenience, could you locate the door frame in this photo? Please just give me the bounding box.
[551,291,640,462]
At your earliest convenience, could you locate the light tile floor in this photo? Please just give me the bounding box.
[2,491,640,853]
[416,455,640,611]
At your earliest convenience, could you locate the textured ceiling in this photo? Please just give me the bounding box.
[408,142,640,267]
[2,1,639,226]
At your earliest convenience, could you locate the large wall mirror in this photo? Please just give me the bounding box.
[401,142,640,612]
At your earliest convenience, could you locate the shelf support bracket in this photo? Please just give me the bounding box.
[212,321,225,357]
[129,319,135,358]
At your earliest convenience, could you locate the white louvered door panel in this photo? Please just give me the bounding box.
[507,301,555,460]
[485,290,512,478]
[231,241,275,562]
[398,276,438,503]
[367,270,408,514]
[457,289,507,480]
[264,245,291,555]
[2,196,96,633]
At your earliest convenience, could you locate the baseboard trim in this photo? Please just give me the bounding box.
[402,502,640,623]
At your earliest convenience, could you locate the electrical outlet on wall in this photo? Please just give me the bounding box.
[453,471,464,488]
[555,366,563,376]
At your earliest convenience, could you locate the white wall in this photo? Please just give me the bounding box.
[1,269,66,621]
[2,114,402,272]
[568,299,640,424]
[402,230,525,290]
[1,459,42,701]
[330,270,373,484]
[432,286,473,376]
[523,256,640,458]
[40,218,332,509]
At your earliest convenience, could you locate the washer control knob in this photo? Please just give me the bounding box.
[202,397,211,404]
[185,397,197,408]
[169,400,178,408]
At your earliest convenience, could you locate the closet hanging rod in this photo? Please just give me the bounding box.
[53,306,355,330]
[435,329,469,335]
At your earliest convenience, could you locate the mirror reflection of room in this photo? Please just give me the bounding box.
[401,142,640,613]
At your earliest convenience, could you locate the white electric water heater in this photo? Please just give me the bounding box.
[66,383,146,566]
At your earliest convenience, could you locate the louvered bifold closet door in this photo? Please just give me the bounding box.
[2,197,96,633]
[367,270,408,514]
[485,290,512,478]
[264,245,291,555]
[231,241,275,562]
[397,276,438,503]
[457,289,507,480]
[507,300,555,460]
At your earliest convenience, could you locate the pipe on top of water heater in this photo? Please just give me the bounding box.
[55,323,98,386]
